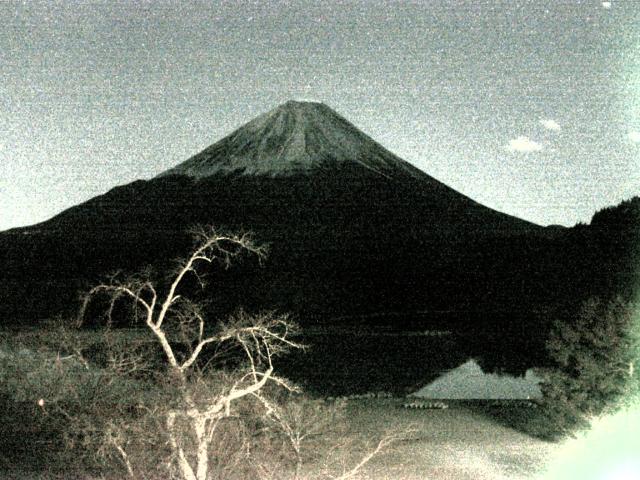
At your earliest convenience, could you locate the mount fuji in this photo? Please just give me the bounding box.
[1,100,553,334]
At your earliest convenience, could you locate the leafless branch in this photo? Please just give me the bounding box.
[74,226,310,480]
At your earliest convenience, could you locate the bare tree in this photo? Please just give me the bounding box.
[80,227,302,480]
[75,226,412,480]
[265,396,411,480]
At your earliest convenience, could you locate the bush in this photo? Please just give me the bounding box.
[0,324,166,475]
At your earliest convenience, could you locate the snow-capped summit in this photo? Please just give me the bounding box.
[159,100,425,179]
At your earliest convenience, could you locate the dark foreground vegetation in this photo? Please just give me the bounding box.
[0,195,638,477]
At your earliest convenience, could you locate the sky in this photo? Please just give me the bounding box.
[1,0,639,230]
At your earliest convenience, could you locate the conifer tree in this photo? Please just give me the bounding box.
[541,296,640,433]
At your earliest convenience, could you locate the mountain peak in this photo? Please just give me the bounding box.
[159,100,424,179]
[282,98,325,108]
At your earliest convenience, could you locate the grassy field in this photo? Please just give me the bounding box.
[298,398,557,480]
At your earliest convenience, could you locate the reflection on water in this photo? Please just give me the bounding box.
[414,359,543,400]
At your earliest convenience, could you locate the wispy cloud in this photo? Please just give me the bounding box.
[628,131,640,143]
[540,119,561,131]
[506,136,543,153]
[602,1,612,9]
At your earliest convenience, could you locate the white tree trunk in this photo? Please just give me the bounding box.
[194,416,210,480]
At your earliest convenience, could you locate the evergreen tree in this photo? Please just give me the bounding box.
[540,296,640,433]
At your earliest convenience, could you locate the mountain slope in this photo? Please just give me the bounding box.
[156,100,538,236]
